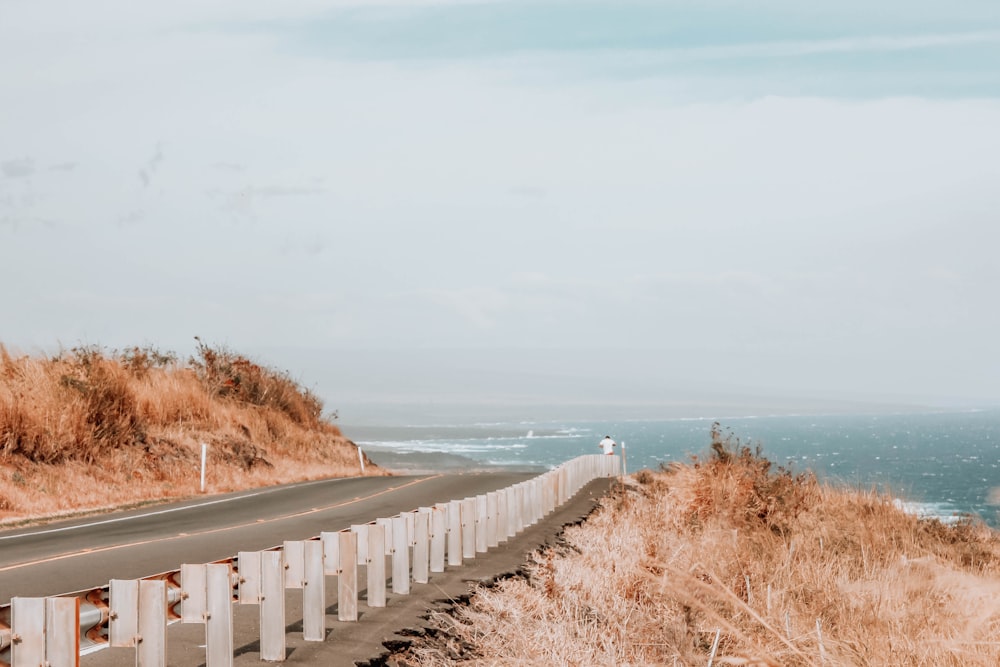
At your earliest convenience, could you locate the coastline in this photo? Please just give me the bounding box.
[361,445,547,476]
[346,409,1000,527]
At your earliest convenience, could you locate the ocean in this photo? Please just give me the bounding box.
[347,409,1000,527]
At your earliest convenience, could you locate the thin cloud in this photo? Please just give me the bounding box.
[116,210,145,227]
[508,185,547,198]
[279,233,328,256]
[2,157,35,179]
[137,143,164,188]
[0,213,58,230]
[212,161,246,172]
[655,31,1000,63]
[417,286,511,329]
[246,185,327,197]
[512,29,1000,78]
[206,184,329,220]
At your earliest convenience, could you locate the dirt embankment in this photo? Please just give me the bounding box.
[0,342,382,524]
[391,426,1000,666]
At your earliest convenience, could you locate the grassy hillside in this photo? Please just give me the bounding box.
[398,425,1000,666]
[0,341,379,523]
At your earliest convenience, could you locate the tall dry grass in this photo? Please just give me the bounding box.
[402,424,1000,666]
[0,342,381,523]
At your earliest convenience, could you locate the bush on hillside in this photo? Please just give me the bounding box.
[1,345,146,463]
[680,422,818,535]
[0,341,337,465]
[190,337,325,429]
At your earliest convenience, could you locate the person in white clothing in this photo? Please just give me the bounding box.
[599,435,617,455]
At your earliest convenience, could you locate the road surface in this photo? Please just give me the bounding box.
[0,472,536,599]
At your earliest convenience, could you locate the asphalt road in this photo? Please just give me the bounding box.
[0,472,537,600]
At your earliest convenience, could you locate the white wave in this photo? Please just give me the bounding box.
[359,439,537,454]
[486,459,539,467]
[893,499,967,524]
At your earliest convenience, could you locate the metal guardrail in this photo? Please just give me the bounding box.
[0,454,620,666]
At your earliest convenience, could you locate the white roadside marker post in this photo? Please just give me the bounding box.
[200,443,207,493]
[357,444,365,473]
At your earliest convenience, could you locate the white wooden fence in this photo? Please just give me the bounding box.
[0,454,619,666]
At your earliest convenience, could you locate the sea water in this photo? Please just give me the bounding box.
[349,409,1000,527]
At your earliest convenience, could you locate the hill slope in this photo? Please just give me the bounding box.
[396,426,1000,666]
[0,342,379,523]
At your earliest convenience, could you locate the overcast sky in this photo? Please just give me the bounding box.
[2,0,999,420]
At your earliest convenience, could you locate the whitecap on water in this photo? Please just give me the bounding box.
[893,499,966,524]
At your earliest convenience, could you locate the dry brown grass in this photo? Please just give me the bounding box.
[0,342,383,523]
[400,424,1000,666]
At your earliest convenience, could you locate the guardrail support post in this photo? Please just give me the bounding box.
[366,524,387,608]
[475,495,488,554]
[391,515,410,595]
[531,480,541,524]
[321,532,339,576]
[375,517,394,549]
[109,579,139,648]
[237,552,261,605]
[260,551,285,661]
[11,596,81,667]
[48,596,81,667]
[337,531,358,622]
[486,492,499,548]
[547,474,556,514]
[349,525,369,570]
[496,491,509,543]
[283,541,304,590]
[413,510,430,584]
[515,485,526,533]
[180,564,207,624]
[431,504,447,572]
[505,487,517,538]
[447,500,462,566]
[461,498,476,559]
[303,540,326,640]
[205,563,233,667]
[10,597,45,667]
[138,579,166,667]
[9,598,44,667]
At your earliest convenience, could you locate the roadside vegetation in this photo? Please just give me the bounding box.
[398,424,1000,666]
[0,341,378,523]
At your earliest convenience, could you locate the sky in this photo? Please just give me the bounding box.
[2,0,999,422]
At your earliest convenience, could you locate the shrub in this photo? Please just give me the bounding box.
[397,424,1000,666]
[0,340,361,519]
[189,338,325,428]
[680,422,818,534]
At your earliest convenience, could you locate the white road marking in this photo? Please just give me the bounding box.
[0,478,343,541]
